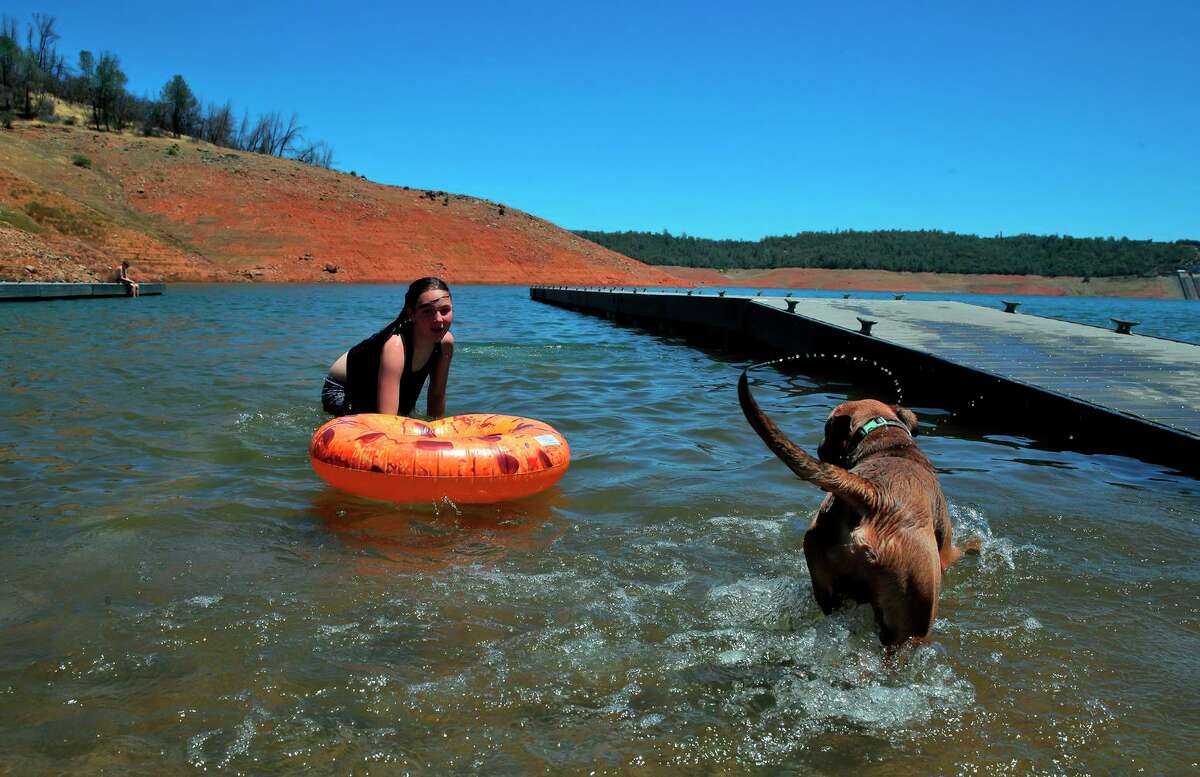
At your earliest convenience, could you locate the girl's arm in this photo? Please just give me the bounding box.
[426,333,454,419]
[376,335,406,415]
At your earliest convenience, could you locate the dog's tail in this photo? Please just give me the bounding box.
[738,369,881,514]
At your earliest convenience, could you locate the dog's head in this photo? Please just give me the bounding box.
[817,399,919,466]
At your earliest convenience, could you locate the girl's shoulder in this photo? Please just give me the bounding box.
[379,332,408,369]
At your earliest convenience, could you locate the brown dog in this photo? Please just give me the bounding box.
[738,371,970,646]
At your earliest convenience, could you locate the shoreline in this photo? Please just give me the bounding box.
[3,270,1184,301]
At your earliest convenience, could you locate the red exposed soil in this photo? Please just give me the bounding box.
[0,122,683,286]
[0,119,1183,298]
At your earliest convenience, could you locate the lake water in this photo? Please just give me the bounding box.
[1,284,1197,775]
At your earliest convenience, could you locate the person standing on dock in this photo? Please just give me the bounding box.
[322,277,455,419]
[117,261,140,297]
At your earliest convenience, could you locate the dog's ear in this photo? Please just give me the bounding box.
[818,413,852,464]
[892,405,919,436]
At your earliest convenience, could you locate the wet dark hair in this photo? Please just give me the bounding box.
[401,277,451,320]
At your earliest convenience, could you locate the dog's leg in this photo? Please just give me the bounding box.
[940,542,963,574]
[870,601,901,646]
[934,501,982,573]
[871,586,936,646]
[869,538,941,645]
[803,528,841,614]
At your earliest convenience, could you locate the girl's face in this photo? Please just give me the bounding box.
[409,289,453,340]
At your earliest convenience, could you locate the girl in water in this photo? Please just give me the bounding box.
[323,277,455,418]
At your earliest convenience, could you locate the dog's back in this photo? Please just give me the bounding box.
[737,369,954,645]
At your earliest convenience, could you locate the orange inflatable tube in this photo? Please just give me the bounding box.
[309,413,570,504]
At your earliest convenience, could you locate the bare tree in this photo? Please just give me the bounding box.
[203,100,234,146]
[295,138,335,169]
[242,111,304,157]
[31,13,57,72]
[244,111,274,154]
[274,112,303,157]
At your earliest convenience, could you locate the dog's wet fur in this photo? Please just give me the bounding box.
[738,370,977,646]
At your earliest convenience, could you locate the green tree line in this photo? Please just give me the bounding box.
[0,13,334,168]
[575,229,1200,278]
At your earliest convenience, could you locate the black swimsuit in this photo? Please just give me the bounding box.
[322,318,442,416]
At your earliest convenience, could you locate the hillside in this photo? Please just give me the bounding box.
[0,120,686,286]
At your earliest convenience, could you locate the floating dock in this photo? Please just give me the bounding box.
[1178,269,1199,300]
[532,286,1200,474]
[0,282,165,301]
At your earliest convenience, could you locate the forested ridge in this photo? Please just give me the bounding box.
[575,230,1200,278]
[1,12,335,167]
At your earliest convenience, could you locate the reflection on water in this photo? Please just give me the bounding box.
[0,284,1197,774]
[312,489,567,572]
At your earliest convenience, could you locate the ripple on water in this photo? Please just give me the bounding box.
[2,286,1197,774]
[949,502,1045,574]
[345,546,985,768]
[707,513,791,539]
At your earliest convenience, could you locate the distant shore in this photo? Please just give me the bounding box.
[659,266,1182,299]
[2,270,1183,300]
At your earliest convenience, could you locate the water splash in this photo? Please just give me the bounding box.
[744,351,906,406]
[741,351,1003,435]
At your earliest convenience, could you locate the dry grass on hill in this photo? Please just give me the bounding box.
[0,104,684,286]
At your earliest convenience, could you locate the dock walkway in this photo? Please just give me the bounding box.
[532,287,1200,473]
[0,282,165,301]
[757,296,1200,437]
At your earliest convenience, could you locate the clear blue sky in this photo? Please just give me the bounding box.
[8,1,1199,241]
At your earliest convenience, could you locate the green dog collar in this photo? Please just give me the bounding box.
[851,416,910,447]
